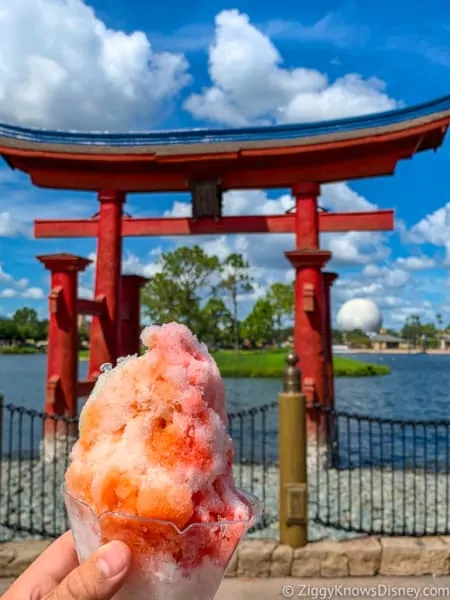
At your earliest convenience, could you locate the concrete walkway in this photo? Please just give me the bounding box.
[2,577,450,599]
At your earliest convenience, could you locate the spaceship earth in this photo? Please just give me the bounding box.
[336,298,382,333]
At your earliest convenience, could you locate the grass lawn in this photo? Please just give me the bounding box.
[213,349,390,378]
[79,348,390,378]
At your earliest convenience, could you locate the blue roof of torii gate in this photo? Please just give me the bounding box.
[0,93,449,148]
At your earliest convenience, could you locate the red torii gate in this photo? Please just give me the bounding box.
[35,202,392,425]
[0,94,449,434]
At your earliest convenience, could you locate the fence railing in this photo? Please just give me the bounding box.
[310,403,450,537]
[3,395,450,542]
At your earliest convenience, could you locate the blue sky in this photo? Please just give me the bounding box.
[1,0,450,329]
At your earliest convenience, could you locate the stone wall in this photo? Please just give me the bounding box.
[2,538,450,579]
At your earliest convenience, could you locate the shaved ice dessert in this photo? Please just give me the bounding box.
[63,322,261,600]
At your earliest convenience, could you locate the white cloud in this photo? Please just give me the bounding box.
[0,265,13,284]
[163,202,191,218]
[320,183,376,212]
[184,9,398,126]
[16,278,29,289]
[78,286,93,299]
[407,204,450,246]
[0,170,102,238]
[362,263,411,288]
[0,0,190,130]
[122,251,161,278]
[0,211,30,237]
[395,256,436,271]
[388,304,438,326]
[21,287,44,299]
[0,286,44,299]
[0,288,16,298]
[405,203,450,262]
[263,13,368,48]
[325,231,389,266]
[334,279,384,300]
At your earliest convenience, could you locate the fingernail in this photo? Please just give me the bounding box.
[97,541,130,578]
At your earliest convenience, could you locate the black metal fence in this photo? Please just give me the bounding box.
[4,396,450,542]
[310,403,450,536]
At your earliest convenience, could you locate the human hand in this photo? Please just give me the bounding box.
[3,531,131,599]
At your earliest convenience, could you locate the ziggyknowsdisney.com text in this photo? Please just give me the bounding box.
[281,584,450,599]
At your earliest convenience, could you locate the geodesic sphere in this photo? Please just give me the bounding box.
[336,298,382,333]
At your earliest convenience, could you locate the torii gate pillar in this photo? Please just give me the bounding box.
[323,271,338,408]
[88,190,124,377]
[285,183,330,432]
[119,274,148,357]
[37,253,91,457]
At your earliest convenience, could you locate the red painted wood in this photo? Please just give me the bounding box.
[76,297,106,317]
[285,248,331,436]
[293,183,320,249]
[26,153,400,191]
[119,275,148,357]
[88,191,124,379]
[34,210,394,239]
[37,254,90,430]
[77,379,96,397]
[323,271,338,410]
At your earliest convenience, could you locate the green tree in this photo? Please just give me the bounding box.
[198,297,233,348]
[266,283,293,344]
[34,318,48,341]
[421,322,438,348]
[219,253,253,352]
[332,329,344,344]
[0,318,20,341]
[436,313,443,332]
[12,307,40,340]
[141,246,220,332]
[401,315,422,348]
[241,299,274,347]
[78,321,90,344]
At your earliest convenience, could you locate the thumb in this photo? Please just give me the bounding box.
[45,540,132,600]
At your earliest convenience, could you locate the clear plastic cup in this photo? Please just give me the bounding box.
[62,484,263,600]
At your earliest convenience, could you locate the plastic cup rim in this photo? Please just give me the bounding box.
[61,482,264,535]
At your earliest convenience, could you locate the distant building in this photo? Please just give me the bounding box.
[370,334,408,351]
[439,334,450,350]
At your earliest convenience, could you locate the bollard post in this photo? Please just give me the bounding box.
[279,353,308,548]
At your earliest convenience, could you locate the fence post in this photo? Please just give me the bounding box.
[279,353,308,548]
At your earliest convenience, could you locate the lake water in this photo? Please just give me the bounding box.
[1,353,450,466]
[1,352,449,419]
